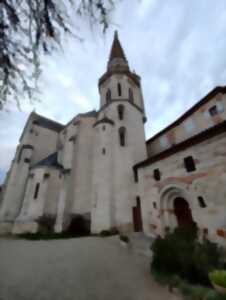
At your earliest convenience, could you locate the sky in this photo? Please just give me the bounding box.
[1,0,226,184]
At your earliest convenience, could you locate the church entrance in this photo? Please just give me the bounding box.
[133,197,143,232]
[173,197,194,229]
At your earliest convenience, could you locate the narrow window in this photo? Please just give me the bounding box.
[198,196,207,208]
[102,148,106,155]
[117,83,122,96]
[153,169,161,181]
[209,105,218,117]
[117,104,124,120]
[184,156,196,172]
[153,202,157,209]
[102,125,106,131]
[119,127,126,147]
[106,89,111,104]
[134,170,138,182]
[129,88,134,103]
[33,183,40,199]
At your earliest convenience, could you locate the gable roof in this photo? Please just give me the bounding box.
[146,85,226,145]
[19,112,64,142]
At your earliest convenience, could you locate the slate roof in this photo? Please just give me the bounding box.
[109,31,127,62]
[31,152,63,170]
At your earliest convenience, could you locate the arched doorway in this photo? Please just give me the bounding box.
[174,197,194,229]
[160,185,197,234]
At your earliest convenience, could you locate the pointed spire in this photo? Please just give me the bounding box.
[109,31,127,62]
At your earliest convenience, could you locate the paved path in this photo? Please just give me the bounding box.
[0,236,181,300]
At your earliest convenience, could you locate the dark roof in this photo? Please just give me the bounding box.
[146,86,226,145]
[32,114,64,132]
[64,110,97,128]
[31,152,63,169]
[109,31,127,62]
[93,117,115,128]
[134,120,226,171]
[19,112,64,142]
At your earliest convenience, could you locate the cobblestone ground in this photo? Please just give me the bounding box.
[0,236,181,300]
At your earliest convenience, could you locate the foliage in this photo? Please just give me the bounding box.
[37,214,56,233]
[16,232,85,240]
[0,0,117,109]
[153,270,226,300]
[100,227,119,237]
[119,234,129,243]
[209,270,226,289]
[151,227,224,286]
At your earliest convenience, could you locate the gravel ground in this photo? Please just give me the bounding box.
[0,236,180,300]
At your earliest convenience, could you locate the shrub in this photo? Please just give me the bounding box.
[119,235,129,243]
[209,270,226,289]
[100,230,111,237]
[100,228,119,237]
[37,215,56,233]
[151,227,224,286]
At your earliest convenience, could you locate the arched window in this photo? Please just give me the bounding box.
[117,104,124,121]
[106,89,111,104]
[117,83,122,96]
[33,183,40,199]
[129,88,134,103]
[119,127,126,147]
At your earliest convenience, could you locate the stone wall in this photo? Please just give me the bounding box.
[138,131,226,246]
[147,92,226,157]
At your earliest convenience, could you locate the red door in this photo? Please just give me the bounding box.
[133,197,143,232]
[174,197,194,228]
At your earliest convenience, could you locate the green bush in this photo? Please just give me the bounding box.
[209,270,226,288]
[100,228,119,237]
[151,227,224,286]
[16,232,83,240]
[119,235,129,243]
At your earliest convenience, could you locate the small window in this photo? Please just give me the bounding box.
[119,127,126,147]
[24,158,30,163]
[209,105,218,117]
[102,148,106,155]
[153,202,157,209]
[184,156,196,172]
[134,170,138,182]
[117,83,122,96]
[129,88,134,103]
[117,104,124,120]
[153,169,161,181]
[198,196,207,208]
[160,136,169,148]
[106,89,111,104]
[184,119,195,133]
[33,183,40,199]
[102,125,106,131]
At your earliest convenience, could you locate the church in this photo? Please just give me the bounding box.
[0,32,226,246]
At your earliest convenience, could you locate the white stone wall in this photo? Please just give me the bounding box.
[99,74,144,111]
[139,132,226,246]
[92,71,147,233]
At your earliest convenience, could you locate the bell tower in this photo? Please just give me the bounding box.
[91,31,147,233]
